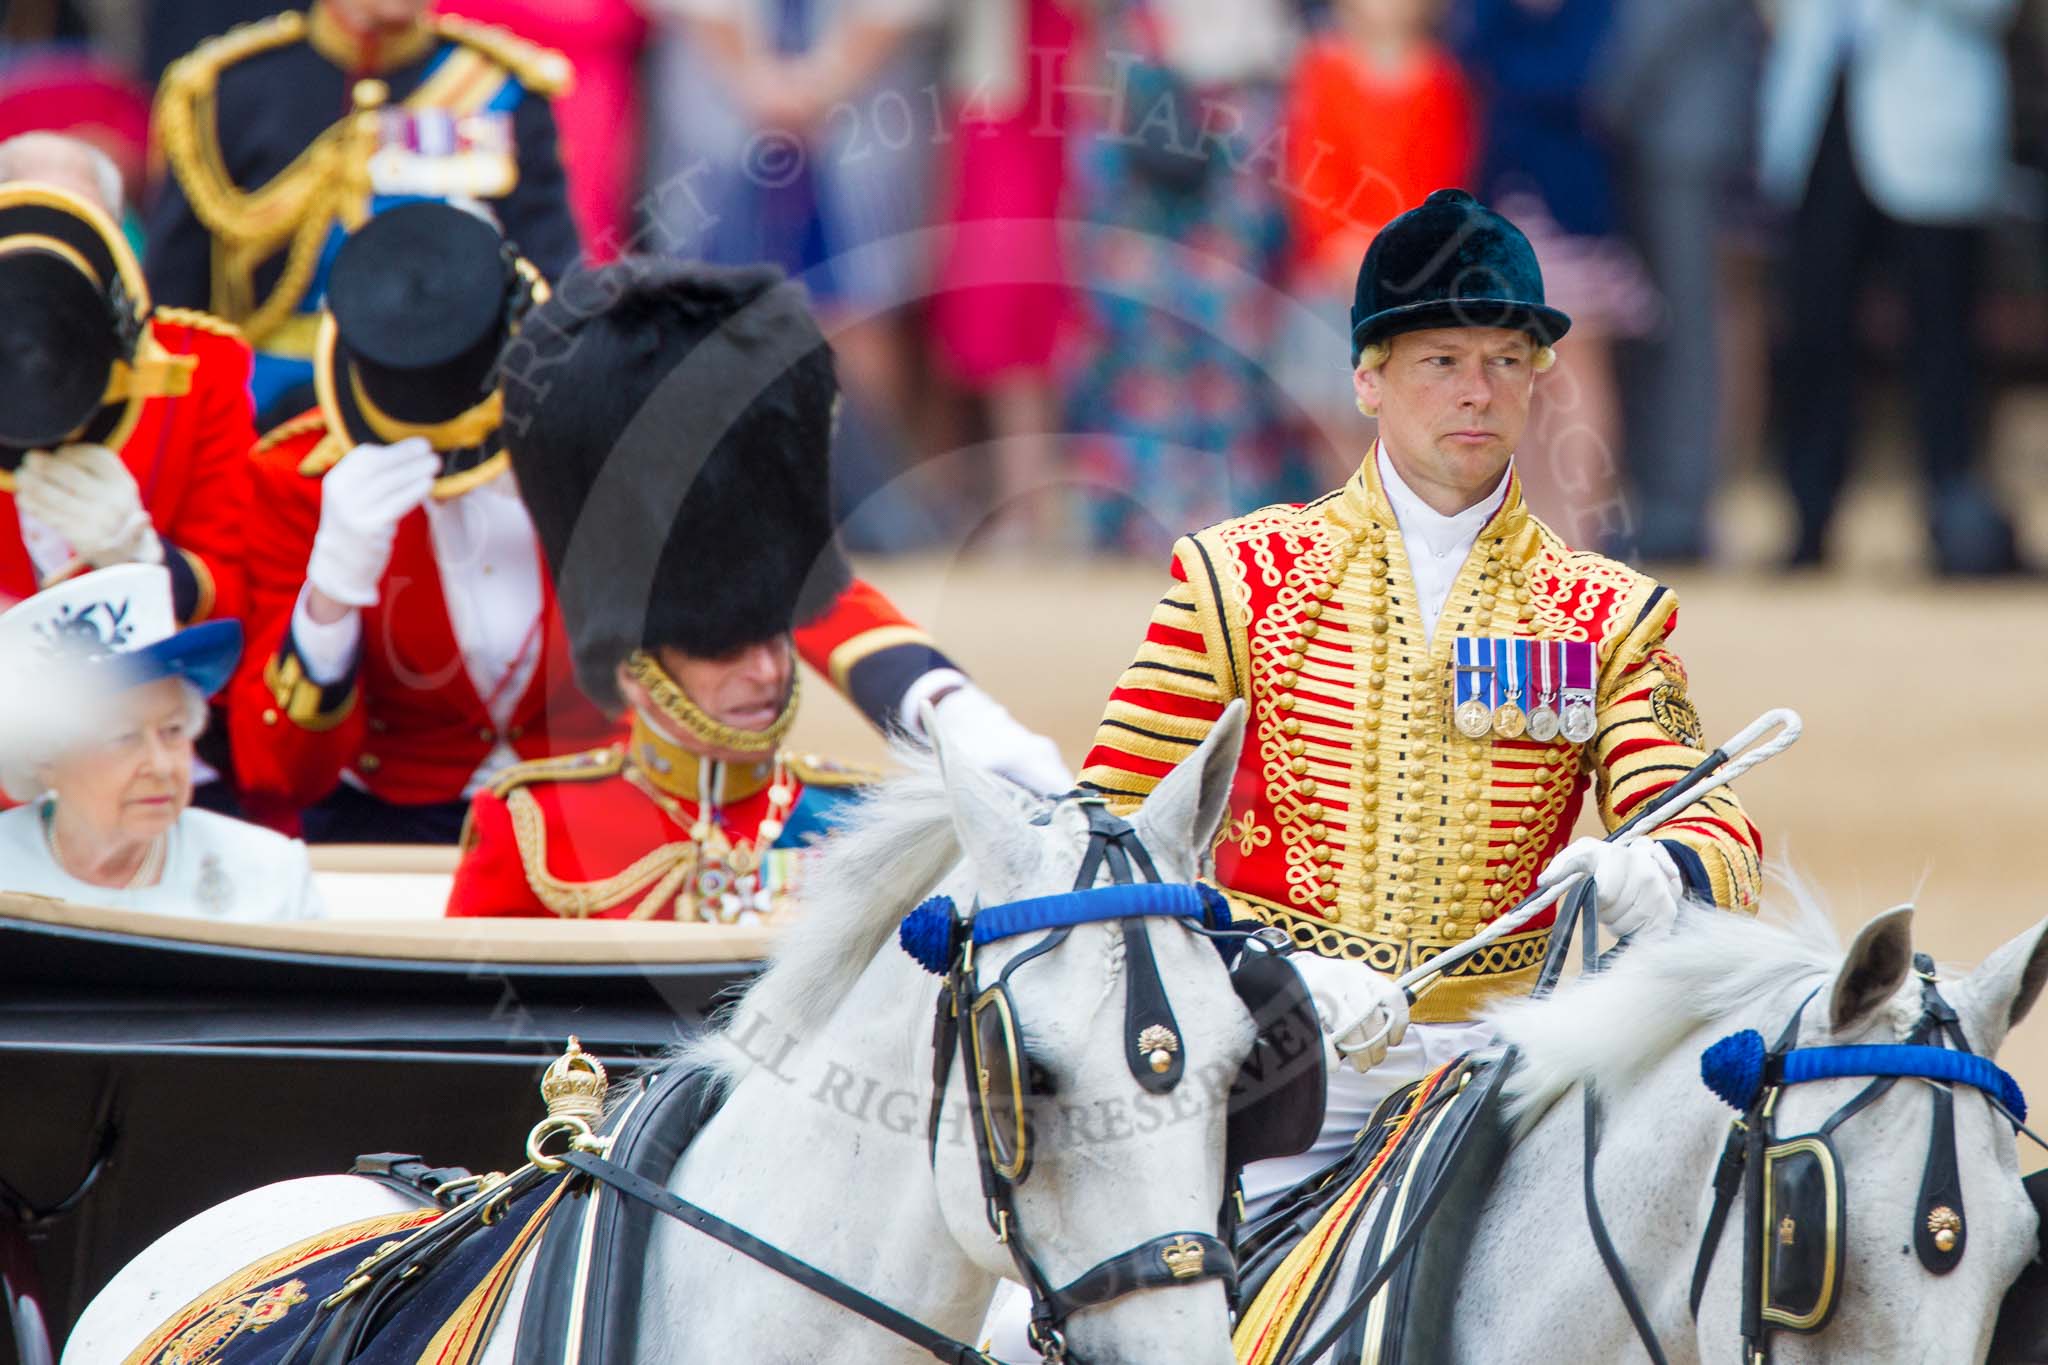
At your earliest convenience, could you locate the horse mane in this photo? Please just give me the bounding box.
[1485,882,1881,1132]
[674,750,976,1083]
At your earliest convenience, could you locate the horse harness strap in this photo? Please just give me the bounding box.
[1686,952,2028,1364]
[897,795,1329,1361]
[555,1148,996,1364]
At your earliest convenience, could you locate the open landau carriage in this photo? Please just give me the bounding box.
[10,712,2048,1365]
[0,860,762,1365]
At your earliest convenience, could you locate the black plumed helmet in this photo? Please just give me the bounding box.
[503,257,849,709]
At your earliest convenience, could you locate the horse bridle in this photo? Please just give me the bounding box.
[1680,951,2028,1363]
[912,797,1283,1362]
[562,794,1320,1364]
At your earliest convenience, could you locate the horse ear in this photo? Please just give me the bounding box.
[1134,700,1246,863]
[1828,905,1915,1034]
[926,702,1040,896]
[1956,915,2048,1055]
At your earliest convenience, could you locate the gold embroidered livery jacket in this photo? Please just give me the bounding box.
[1079,461,1763,1022]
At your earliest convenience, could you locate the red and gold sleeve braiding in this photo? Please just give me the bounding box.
[1590,587,1763,911]
[1080,559,1233,814]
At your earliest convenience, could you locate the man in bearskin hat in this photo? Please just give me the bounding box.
[445,258,876,920]
[232,202,1064,845]
[1078,188,1766,1201]
[0,135,251,628]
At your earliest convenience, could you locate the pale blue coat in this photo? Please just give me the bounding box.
[1758,0,2019,222]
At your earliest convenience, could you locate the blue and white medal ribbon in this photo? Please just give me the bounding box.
[1494,638,1528,738]
[1454,636,1494,739]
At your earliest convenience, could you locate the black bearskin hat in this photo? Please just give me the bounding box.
[502,258,850,709]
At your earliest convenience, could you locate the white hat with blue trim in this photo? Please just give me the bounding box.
[0,563,241,697]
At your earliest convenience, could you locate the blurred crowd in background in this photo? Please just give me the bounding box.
[5,0,2045,570]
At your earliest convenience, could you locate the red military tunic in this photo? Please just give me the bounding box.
[446,718,870,919]
[1080,458,1763,1022]
[230,413,949,814]
[0,308,251,623]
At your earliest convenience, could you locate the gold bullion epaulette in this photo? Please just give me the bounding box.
[151,306,244,340]
[488,744,626,799]
[253,411,327,454]
[784,752,884,789]
[433,15,573,96]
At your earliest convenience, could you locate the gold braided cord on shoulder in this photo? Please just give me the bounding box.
[486,744,624,799]
[433,15,573,95]
[151,306,243,340]
[505,787,695,920]
[253,410,327,454]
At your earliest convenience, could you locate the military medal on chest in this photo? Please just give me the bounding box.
[1452,636,1495,739]
[1560,639,1598,745]
[1493,637,1528,739]
[1526,638,1561,743]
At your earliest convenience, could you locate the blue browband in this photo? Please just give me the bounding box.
[897,883,1234,975]
[1701,1028,2028,1122]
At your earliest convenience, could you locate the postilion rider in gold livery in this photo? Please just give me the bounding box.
[145,0,579,427]
[445,260,873,923]
[1078,188,1765,1205]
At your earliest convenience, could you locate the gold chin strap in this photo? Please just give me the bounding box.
[348,365,504,451]
[624,649,797,758]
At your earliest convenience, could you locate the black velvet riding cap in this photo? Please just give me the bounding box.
[317,201,541,496]
[1349,188,1573,362]
[0,183,151,465]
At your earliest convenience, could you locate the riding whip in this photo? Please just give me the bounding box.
[1394,707,1802,1000]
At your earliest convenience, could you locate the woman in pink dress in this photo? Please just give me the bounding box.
[926,0,1081,547]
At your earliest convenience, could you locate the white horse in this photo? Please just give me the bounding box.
[67,708,1259,1365]
[1279,897,2048,1363]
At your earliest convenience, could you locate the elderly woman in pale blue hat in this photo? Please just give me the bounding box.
[0,565,322,920]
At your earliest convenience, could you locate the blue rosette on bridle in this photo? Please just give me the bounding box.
[898,895,961,975]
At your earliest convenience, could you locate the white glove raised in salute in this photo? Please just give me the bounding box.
[15,445,162,568]
[306,438,439,608]
[911,675,1074,797]
[1285,952,1411,1073]
[1537,836,1684,939]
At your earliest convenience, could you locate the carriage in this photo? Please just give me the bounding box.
[14,717,2048,1364]
[0,862,769,1365]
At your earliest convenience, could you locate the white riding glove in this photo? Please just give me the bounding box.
[1537,836,1685,939]
[1285,952,1411,1073]
[306,437,439,608]
[907,672,1074,797]
[14,445,162,567]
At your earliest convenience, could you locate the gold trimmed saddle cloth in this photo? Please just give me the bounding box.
[1233,1051,1512,1365]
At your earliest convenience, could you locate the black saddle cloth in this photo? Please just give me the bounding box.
[1234,1050,1511,1365]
